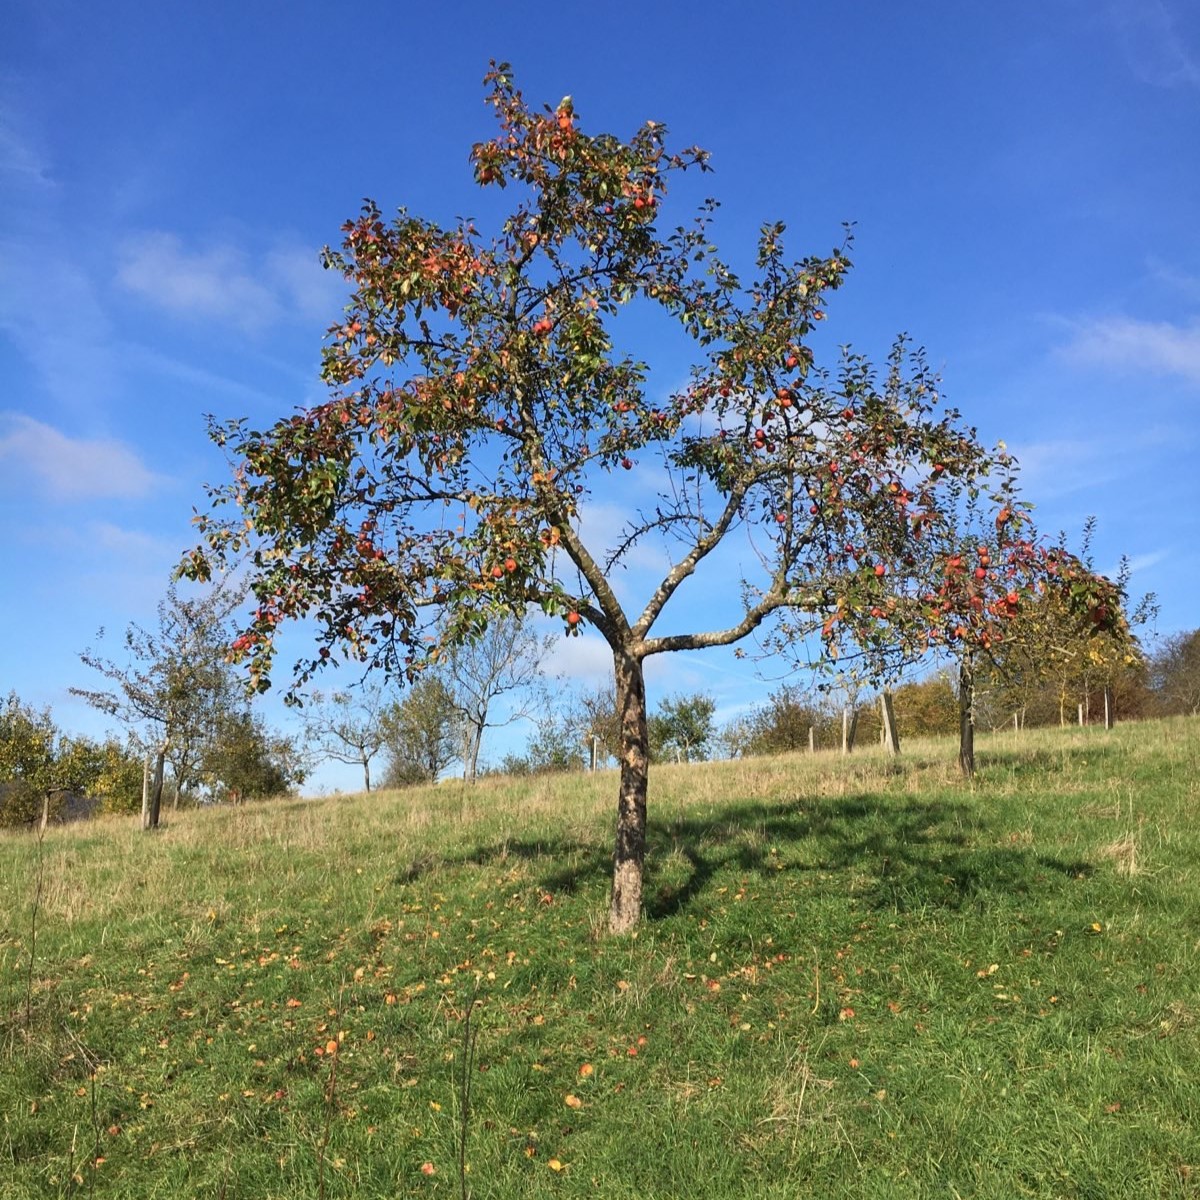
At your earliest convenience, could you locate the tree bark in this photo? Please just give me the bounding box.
[147,742,167,829]
[466,726,482,783]
[362,757,372,793]
[958,657,975,779]
[609,650,650,934]
[141,754,151,830]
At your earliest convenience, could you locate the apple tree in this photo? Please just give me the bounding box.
[919,513,1133,776]
[185,65,1028,931]
[976,520,1155,732]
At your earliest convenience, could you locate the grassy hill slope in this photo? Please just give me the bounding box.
[3,720,1198,1198]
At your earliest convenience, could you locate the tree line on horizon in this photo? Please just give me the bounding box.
[3,603,1196,829]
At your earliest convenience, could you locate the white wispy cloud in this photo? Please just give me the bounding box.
[1006,436,1119,502]
[87,520,177,560]
[116,232,344,332]
[0,106,124,412]
[266,244,347,322]
[1105,0,1200,89]
[0,114,51,184]
[1145,259,1200,303]
[542,631,614,686]
[1057,315,1200,384]
[0,414,162,500]
[122,343,288,408]
[1115,548,1170,577]
[117,232,283,329]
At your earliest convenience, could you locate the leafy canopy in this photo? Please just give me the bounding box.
[185,64,1040,698]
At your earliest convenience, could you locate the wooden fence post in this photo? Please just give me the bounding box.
[880,690,900,755]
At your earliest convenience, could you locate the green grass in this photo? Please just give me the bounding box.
[3,719,1199,1198]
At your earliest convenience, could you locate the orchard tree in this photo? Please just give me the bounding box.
[724,682,827,758]
[890,671,959,736]
[939,518,1155,750]
[576,683,620,765]
[0,696,140,826]
[0,693,61,827]
[74,581,247,826]
[770,347,1031,764]
[381,674,459,786]
[649,691,716,763]
[1149,629,1200,716]
[201,709,305,802]
[185,65,1037,931]
[923,526,1131,776]
[301,679,394,792]
[443,612,551,781]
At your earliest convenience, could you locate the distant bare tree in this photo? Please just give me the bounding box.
[301,679,394,793]
[446,613,551,782]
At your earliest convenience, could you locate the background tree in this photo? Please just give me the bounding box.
[0,695,143,826]
[725,683,827,757]
[185,66,1051,931]
[976,521,1155,733]
[80,738,145,815]
[201,709,304,802]
[381,674,459,786]
[576,683,620,765]
[500,698,590,775]
[1148,629,1200,716]
[73,581,246,826]
[0,694,61,827]
[648,692,716,763]
[890,671,959,736]
[443,613,551,781]
[301,679,394,792]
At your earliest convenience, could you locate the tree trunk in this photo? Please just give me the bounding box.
[958,657,975,779]
[147,743,167,829]
[171,751,190,811]
[362,757,372,793]
[880,690,900,755]
[462,717,483,784]
[609,651,650,934]
[466,727,482,782]
[141,755,151,830]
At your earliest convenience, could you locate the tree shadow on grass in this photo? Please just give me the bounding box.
[640,795,1067,920]
[392,837,610,892]
[393,789,1095,922]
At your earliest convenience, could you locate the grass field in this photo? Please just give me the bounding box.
[3,719,1199,1198]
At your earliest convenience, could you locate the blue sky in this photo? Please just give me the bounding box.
[2,1,1197,792]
